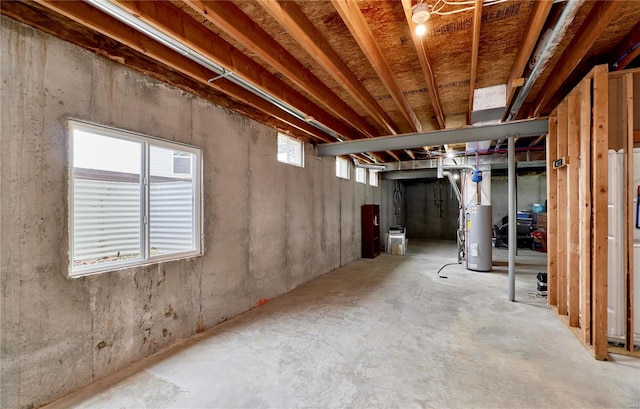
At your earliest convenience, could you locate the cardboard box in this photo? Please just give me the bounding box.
[535,212,547,229]
[391,244,404,255]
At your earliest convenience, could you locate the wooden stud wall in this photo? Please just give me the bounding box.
[548,65,639,359]
[556,102,568,317]
[623,73,634,352]
[547,117,558,307]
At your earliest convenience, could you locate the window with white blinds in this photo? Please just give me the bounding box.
[69,120,202,277]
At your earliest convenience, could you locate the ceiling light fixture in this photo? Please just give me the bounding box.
[411,2,430,36]
[411,2,431,24]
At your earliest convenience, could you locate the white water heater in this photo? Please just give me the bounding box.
[466,205,492,272]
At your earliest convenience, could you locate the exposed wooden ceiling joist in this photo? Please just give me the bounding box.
[0,1,304,141]
[532,0,624,117]
[467,0,483,125]
[255,0,402,136]
[32,0,338,145]
[252,0,408,160]
[505,0,553,109]
[400,0,445,130]
[331,0,422,133]
[112,0,367,144]
[608,19,640,71]
[181,0,385,139]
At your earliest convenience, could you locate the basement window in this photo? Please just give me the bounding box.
[68,120,202,277]
[369,170,379,187]
[336,157,350,179]
[277,132,304,167]
[355,167,367,184]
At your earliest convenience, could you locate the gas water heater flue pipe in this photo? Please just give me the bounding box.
[443,170,465,264]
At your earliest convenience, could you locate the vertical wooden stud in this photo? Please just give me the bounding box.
[557,101,569,316]
[592,64,609,360]
[547,115,558,306]
[568,92,581,327]
[623,72,635,352]
[579,78,593,344]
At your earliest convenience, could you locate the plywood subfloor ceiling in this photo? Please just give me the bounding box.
[3,0,639,163]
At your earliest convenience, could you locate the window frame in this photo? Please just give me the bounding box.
[336,157,350,180]
[68,120,203,277]
[277,132,304,168]
[355,167,367,184]
[369,170,379,187]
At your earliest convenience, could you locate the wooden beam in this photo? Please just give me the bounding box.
[0,1,331,147]
[31,0,336,145]
[579,78,592,344]
[623,73,634,352]
[505,0,553,108]
[253,0,407,160]
[181,0,389,139]
[556,101,569,316]
[400,0,445,129]
[254,0,400,136]
[331,0,422,132]
[529,134,546,147]
[532,1,623,117]
[609,20,640,71]
[112,0,364,144]
[567,92,581,327]
[467,0,483,125]
[591,64,609,360]
[547,114,558,306]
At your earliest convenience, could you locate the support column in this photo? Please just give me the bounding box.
[508,136,516,301]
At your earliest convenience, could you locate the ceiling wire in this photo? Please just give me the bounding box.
[429,0,508,15]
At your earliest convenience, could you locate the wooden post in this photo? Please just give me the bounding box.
[623,72,635,352]
[579,78,593,344]
[567,92,581,327]
[592,64,609,360]
[547,115,558,306]
[557,102,569,316]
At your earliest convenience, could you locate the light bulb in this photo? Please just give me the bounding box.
[415,23,427,36]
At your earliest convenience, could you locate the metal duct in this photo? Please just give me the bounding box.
[506,0,584,121]
[351,156,386,171]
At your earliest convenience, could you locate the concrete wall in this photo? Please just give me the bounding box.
[491,173,547,225]
[401,180,458,240]
[0,18,380,408]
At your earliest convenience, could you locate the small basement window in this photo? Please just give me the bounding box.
[369,170,379,187]
[336,157,350,179]
[277,132,304,167]
[69,120,202,277]
[355,167,367,184]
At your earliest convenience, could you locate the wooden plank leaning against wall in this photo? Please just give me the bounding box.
[547,64,639,360]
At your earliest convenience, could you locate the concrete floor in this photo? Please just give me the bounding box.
[45,240,640,409]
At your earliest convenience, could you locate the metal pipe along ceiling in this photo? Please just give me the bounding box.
[85,0,342,142]
[506,0,584,121]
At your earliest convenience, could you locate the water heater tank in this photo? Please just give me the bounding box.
[466,205,492,272]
